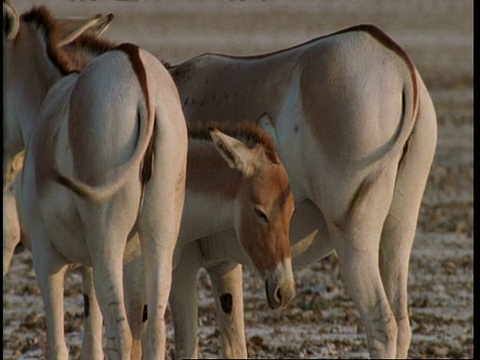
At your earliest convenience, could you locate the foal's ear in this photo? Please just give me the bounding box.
[210,129,255,175]
[85,13,114,37]
[57,13,114,47]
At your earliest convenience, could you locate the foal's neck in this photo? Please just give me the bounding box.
[186,140,242,200]
[177,139,243,243]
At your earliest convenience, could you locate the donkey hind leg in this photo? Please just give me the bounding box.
[380,98,437,359]
[207,261,247,359]
[123,255,147,360]
[31,230,69,360]
[137,220,181,360]
[324,165,401,358]
[134,104,186,359]
[379,198,415,359]
[84,212,134,360]
[169,242,202,359]
[80,266,104,360]
[137,203,184,359]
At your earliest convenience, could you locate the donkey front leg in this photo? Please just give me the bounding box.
[207,262,247,359]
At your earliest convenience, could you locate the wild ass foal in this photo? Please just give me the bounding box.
[4,5,188,360]
[166,24,437,358]
[121,120,297,359]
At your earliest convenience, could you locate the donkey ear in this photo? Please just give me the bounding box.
[86,13,114,37]
[4,0,20,40]
[258,113,278,148]
[57,13,114,47]
[210,129,255,175]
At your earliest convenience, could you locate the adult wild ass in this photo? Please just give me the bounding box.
[3,14,125,359]
[4,4,188,359]
[164,24,437,358]
[3,11,114,274]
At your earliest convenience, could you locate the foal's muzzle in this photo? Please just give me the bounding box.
[264,259,295,310]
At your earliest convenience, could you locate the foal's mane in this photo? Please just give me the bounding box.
[188,121,279,164]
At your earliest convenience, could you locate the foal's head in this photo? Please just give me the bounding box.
[209,123,296,309]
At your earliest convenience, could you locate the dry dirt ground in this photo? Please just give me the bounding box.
[3,1,473,359]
